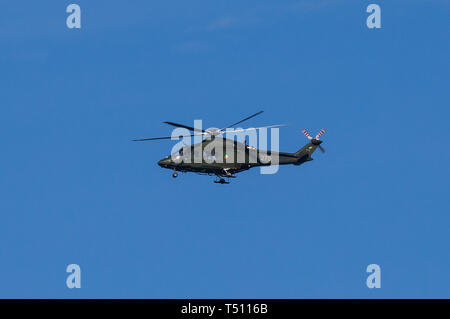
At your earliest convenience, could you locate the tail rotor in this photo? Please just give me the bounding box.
[302,128,326,153]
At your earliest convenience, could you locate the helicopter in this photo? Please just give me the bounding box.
[133,111,326,184]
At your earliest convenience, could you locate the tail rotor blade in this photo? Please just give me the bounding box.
[318,145,326,153]
[301,129,312,140]
[315,128,326,140]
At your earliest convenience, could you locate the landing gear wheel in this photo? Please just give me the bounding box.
[213,177,230,184]
[172,172,178,178]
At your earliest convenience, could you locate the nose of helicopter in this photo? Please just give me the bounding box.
[158,158,171,167]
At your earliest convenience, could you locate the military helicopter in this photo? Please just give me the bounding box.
[133,111,326,184]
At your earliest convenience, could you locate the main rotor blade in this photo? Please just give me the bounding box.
[162,121,207,133]
[221,110,264,130]
[224,123,289,134]
[132,133,206,141]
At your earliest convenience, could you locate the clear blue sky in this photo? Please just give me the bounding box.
[0,0,449,298]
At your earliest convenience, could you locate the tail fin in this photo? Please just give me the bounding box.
[294,142,320,158]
